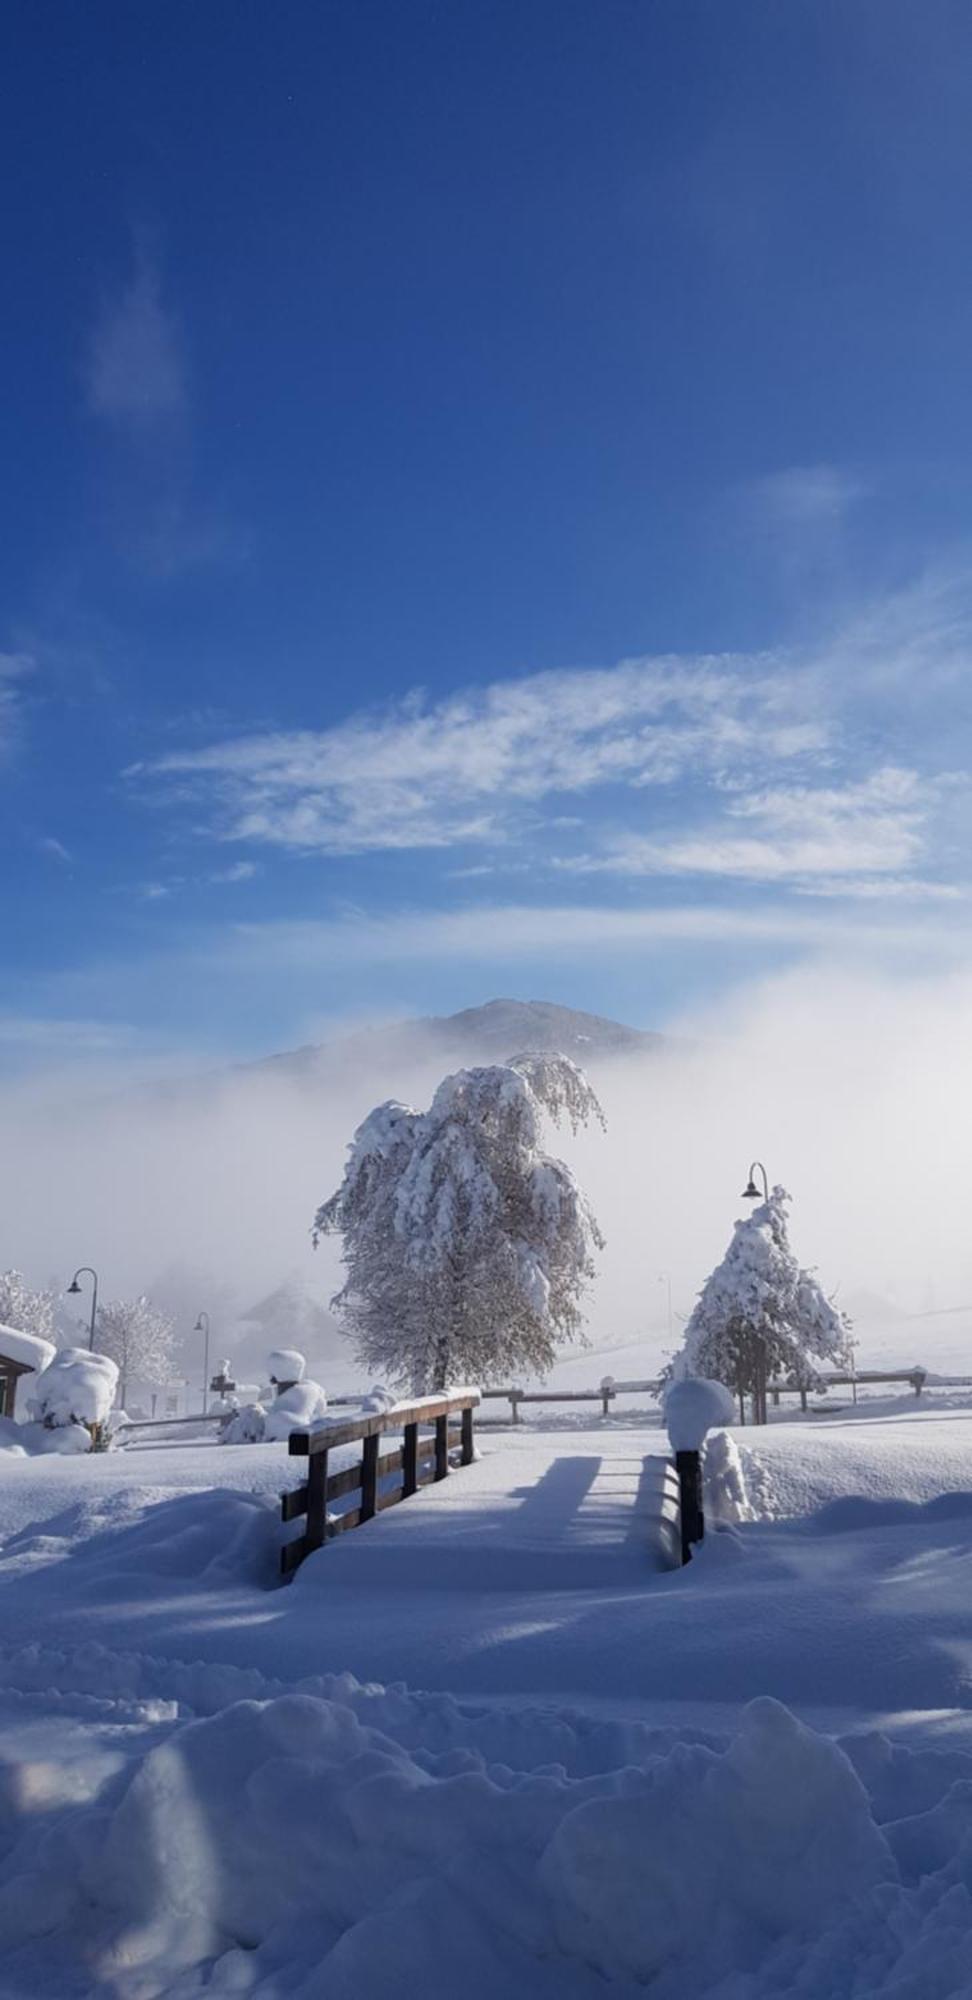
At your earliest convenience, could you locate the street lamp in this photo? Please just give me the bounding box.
[657,1271,673,1344]
[195,1312,211,1414]
[66,1267,98,1351]
[741,1161,769,1203]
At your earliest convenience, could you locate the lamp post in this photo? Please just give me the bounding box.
[66,1267,98,1352]
[740,1165,770,1423]
[195,1312,211,1415]
[657,1272,673,1345]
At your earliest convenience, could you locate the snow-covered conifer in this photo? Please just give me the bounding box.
[673,1186,849,1420]
[95,1296,176,1407]
[315,1053,605,1391]
[0,1270,55,1343]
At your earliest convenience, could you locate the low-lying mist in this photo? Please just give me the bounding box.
[4,960,972,1386]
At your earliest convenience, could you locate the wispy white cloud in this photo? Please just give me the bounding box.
[129,566,972,903]
[138,653,829,855]
[37,836,72,865]
[0,651,34,757]
[747,462,869,528]
[569,767,950,887]
[85,247,186,425]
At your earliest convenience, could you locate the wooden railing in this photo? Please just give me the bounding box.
[280,1390,480,1577]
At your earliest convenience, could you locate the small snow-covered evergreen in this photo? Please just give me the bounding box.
[673,1186,849,1418]
[315,1053,605,1392]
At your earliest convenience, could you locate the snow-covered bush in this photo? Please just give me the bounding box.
[315,1052,604,1392]
[671,1186,849,1419]
[267,1348,305,1387]
[28,1347,119,1446]
[220,1402,267,1445]
[263,1380,328,1442]
[360,1383,396,1413]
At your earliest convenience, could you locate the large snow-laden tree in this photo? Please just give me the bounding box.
[672,1186,850,1423]
[94,1297,176,1408]
[0,1270,55,1343]
[315,1054,605,1392]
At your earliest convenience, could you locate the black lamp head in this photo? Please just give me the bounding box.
[742,1177,761,1200]
[67,1277,81,1295]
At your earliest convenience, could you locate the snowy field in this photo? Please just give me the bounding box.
[5,1400,972,1992]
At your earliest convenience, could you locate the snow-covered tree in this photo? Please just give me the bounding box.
[0,1270,55,1342]
[315,1054,605,1392]
[94,1296,176,1407]
[672,1186,850,1422]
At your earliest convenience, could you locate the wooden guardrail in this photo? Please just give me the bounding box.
[280,1390,480,1576]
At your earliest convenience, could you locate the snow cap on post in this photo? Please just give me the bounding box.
[665,1377,736,1452]
[267,1349,305,1385]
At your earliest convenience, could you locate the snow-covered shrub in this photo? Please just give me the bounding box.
[359,1383,396,1413]
[267,1348,306,1387]
[28,1346,119,1446]
[316,1052,604,1392]
[263,1380,328,1441]
[221,1402,267,1445]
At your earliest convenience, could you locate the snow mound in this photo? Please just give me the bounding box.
[704,1429,756,1525]
[263,1379,328,1441]
[8,1679,972,1997]
[267,1347,305,1384]
[359,1382,396,1413]
[220,1401,267,1445]
[665,1375,736,1450]
[27,1347,118,1431]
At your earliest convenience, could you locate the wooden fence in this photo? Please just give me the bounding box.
[280,1390,480,1576]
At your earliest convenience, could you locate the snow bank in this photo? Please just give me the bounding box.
[665,1375,736,1451]
[27,1346,118,1432]
[7,1671,972,1998]
[263,1378,328,1441]
[266,1347,305,1385]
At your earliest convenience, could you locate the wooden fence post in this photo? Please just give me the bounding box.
[460,1404,474,1465]
[675,1448,704,1565]
[360,1432,379,1521]
[306,1447,329,1554]
[403,1421,418,1497]
[435,1412,449,1480]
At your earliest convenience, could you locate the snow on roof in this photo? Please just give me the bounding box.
[0,1322,56,1374]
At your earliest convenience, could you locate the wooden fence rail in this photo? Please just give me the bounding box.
[280,1390,480,1577]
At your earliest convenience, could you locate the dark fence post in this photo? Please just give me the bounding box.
[306,1447,329,1554]
[435,1412,449,1480]
[912,1367,927,1398]
[460,1404,474,1466]
[675,1448,704,1565]
[403,1421,418,1496]
[360,1432,379,1521]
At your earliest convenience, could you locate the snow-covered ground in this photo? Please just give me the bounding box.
[4,1399,972,1993]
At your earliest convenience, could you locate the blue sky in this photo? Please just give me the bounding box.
[3,0,972,1066]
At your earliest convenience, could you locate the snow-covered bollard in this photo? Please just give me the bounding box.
[664,1377,736,1565]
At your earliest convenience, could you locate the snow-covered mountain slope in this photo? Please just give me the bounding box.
[245,996,664,1084]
